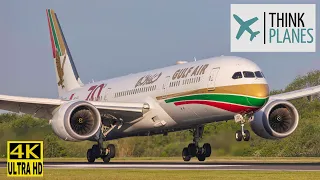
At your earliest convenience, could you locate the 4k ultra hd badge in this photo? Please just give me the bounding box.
[7,141,44,177]
[230,4,316,52]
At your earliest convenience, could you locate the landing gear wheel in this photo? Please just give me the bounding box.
[235,130,243,141]
[203,143,211,157]
[182,148,191,161]
[91,144,100,158]
[87,149,95,163]
[243,130,250,141]
[107,144,116,158]
[188,143,197,157]
[102,156,110,163]
[197,153,206,161]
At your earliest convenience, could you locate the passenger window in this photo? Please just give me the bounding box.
[254,71,263,78]
[232,72,242,79]
[243,71,255,78]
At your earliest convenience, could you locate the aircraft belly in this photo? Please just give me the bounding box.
[160,101,234,124]
[159,101,199,122]
[102,100,235,141]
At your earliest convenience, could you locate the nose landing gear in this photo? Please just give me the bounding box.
[234,114,252,141]
[182,125,212,162]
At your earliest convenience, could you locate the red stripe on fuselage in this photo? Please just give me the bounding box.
[174,100,258,113]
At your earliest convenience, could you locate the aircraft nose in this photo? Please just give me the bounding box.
[246,84,269,107]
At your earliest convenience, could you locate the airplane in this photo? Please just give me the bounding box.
[0,9,319,163]
[233,14,260,41]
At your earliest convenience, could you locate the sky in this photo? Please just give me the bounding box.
[0,0,319,99]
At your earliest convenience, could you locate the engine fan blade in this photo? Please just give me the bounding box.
[269,107,293,133]
[70,109,95,135]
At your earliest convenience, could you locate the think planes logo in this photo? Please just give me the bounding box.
[230,4,316,52]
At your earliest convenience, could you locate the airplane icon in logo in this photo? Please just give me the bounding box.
[233,14,260,41]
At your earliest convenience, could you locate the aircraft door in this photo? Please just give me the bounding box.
[162,76,171,99]
[104,87,112,101]
[207,67,220,91]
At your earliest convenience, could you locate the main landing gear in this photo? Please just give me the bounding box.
[182,125,211,162]
[234,114,252,141]
[86,138,116,163]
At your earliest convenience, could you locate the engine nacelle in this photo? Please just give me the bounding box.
[250,100,299,139]
[50,100,102,141]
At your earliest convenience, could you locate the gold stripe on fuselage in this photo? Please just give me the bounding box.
[156,84,269,100]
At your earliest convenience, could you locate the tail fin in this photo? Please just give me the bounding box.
[46,9,83,97]
[250,31,260,41]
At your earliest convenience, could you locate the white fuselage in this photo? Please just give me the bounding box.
[60,56,269,140]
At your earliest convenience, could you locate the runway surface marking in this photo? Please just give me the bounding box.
[46,164,248,168]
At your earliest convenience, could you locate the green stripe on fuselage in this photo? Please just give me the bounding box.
[48,10,61,56]
[165,94,268,107]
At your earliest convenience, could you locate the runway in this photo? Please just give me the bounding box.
[1,161,320,171]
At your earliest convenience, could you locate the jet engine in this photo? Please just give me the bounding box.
[50,100,102,141]
[250,100,299,139]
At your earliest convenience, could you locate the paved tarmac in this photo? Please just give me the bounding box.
[2,161,320,171]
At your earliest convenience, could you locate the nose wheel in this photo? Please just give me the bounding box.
[235,123,251,141]
[234,114,252,141]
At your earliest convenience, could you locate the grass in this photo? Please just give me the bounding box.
[1,168,320,180]
[2,156,320,163]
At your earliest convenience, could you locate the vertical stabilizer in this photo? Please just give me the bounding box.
[46,9,83,97]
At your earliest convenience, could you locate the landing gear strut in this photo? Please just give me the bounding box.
[86,135,116,163]
[234,114,251,141]
[182,125,211,162]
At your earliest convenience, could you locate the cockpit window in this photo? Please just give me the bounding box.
[254,71,264,78]
[243,71,255,78]
[232,72,242,79]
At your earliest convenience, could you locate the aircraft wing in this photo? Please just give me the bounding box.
[236,28,246,40]
[0,94,149,121]
[269,85,320,101]
[244,17,258,27]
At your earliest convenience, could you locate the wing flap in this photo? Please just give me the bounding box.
[0,94,149,122]
[0,95,62,119]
